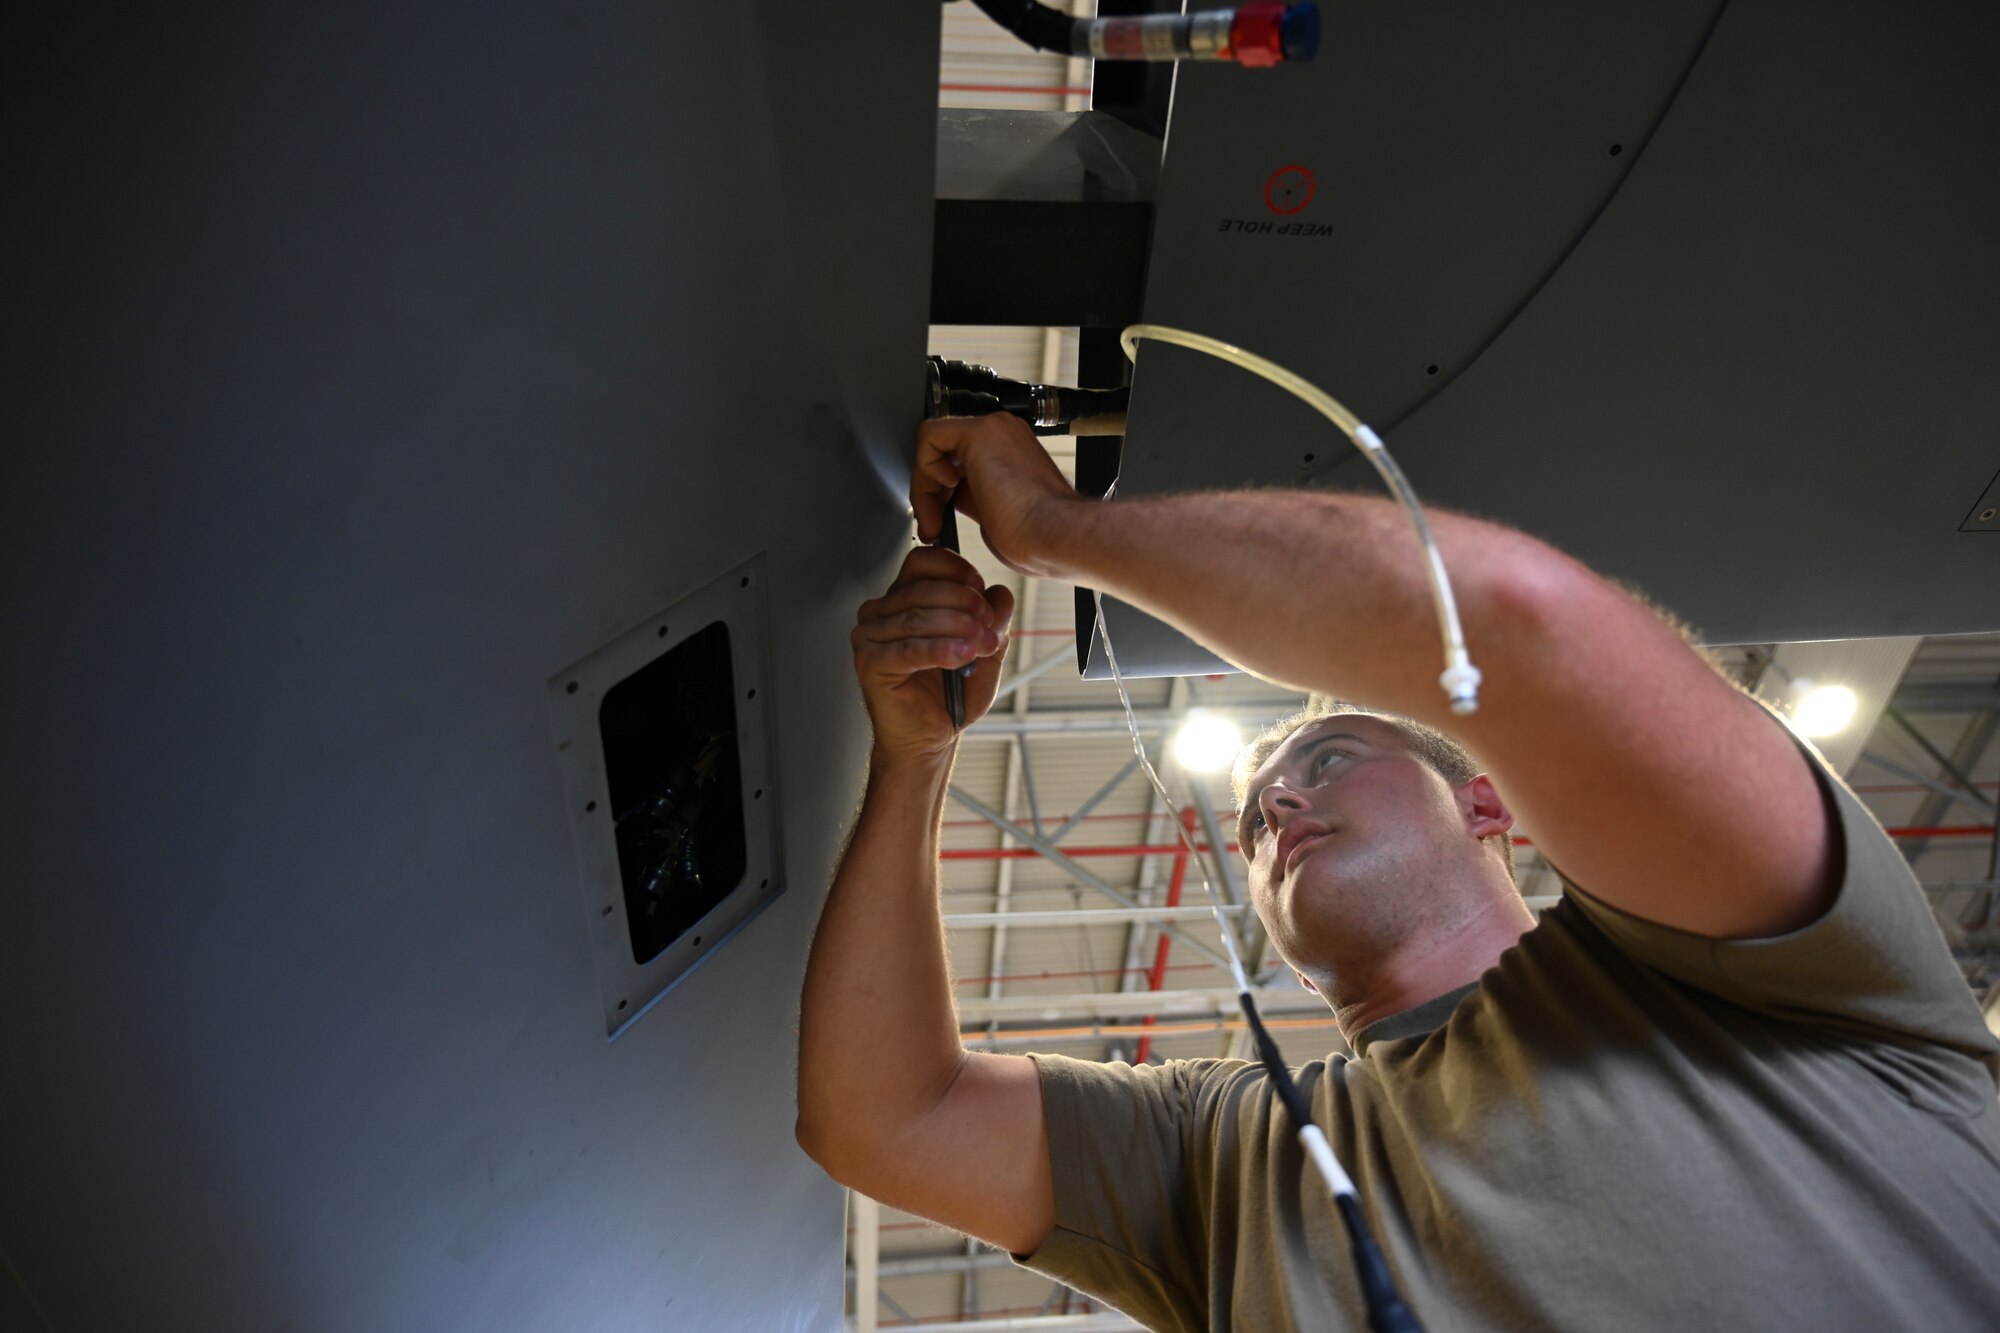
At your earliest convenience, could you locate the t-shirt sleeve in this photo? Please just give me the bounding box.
[1559,712,2000,1090]
[1013,1052,1242,1333]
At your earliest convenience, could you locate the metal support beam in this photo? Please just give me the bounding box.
[1856,751,1996,815]
[1896,709,2000,867]
[1187,776,1247,908]
[942,839,1233,861]
[1885,706,1995,809]
[957,983,1326,1024]
[992,644,1076,702]
[1889,682,2000,714]
[960,680,2000,736]
[985,577,1040,1045]
[1108,677,1190,1062]
[970,1022,1341,1051]
[947,784,1234,972]
[856,1250,1018,1281]
[851,1191,879,1333]
[928,1315,1142,1333]
[945,904,1248,929]
[1133,804,1195,1064]
[965,709,1271,737]
[843,1273,918,1327]
[1187,770,1256,968]
[1048,754,1143,845]
[961,1232,980,1323]
[1017,734,1047,841]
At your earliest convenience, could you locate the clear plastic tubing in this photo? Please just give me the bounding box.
[1118,324,1482,716]
[1087,579,1360,1204]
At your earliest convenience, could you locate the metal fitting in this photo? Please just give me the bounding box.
[1188,11,1235,59]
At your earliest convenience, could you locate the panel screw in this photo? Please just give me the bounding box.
[1981,507,1997,522]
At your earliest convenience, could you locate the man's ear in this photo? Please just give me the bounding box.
[1458,775,1515,843]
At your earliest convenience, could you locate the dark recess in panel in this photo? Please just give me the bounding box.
[1073,326,1133,671]
[930,200,1152,327]
[599,622,748,965]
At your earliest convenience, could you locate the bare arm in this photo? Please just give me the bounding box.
[915,416,1834,941]
[795,548,1054,1257]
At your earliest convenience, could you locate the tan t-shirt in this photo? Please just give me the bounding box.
[1018,744,2000,1331]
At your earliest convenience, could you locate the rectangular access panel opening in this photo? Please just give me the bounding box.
[550,552,784,1037]
[600,620,749,966]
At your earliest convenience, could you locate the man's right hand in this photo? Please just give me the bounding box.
[912,413,1078,580]
[851,546,1016,764]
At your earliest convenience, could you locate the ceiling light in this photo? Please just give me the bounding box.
[1172,711,1243,772]
[1791,682,1858,737]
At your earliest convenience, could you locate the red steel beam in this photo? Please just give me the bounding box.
[941,841,1231,860]
[938,826,1995,861]
[939,82,1093,96]
[1135,808,1198,1065]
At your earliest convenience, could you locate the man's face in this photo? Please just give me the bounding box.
[1235,715,1480,978]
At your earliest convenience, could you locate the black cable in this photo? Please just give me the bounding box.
[1240,989,1315,1127]
[1335,1193,1424,1333]
[932,358,1129,429]
[1243,1001,1426,1333]
[967,0,1084,56]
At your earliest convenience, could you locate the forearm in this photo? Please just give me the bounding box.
[913,417,1831,942]
[796,745,967,1173]
[1034,487,1572,732]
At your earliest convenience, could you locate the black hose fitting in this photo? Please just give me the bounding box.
[927,357,1129,430]
[968,0,1083,56]
[969,0,1320,65]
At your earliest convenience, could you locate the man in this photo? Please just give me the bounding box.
[795,413,2000,1330]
